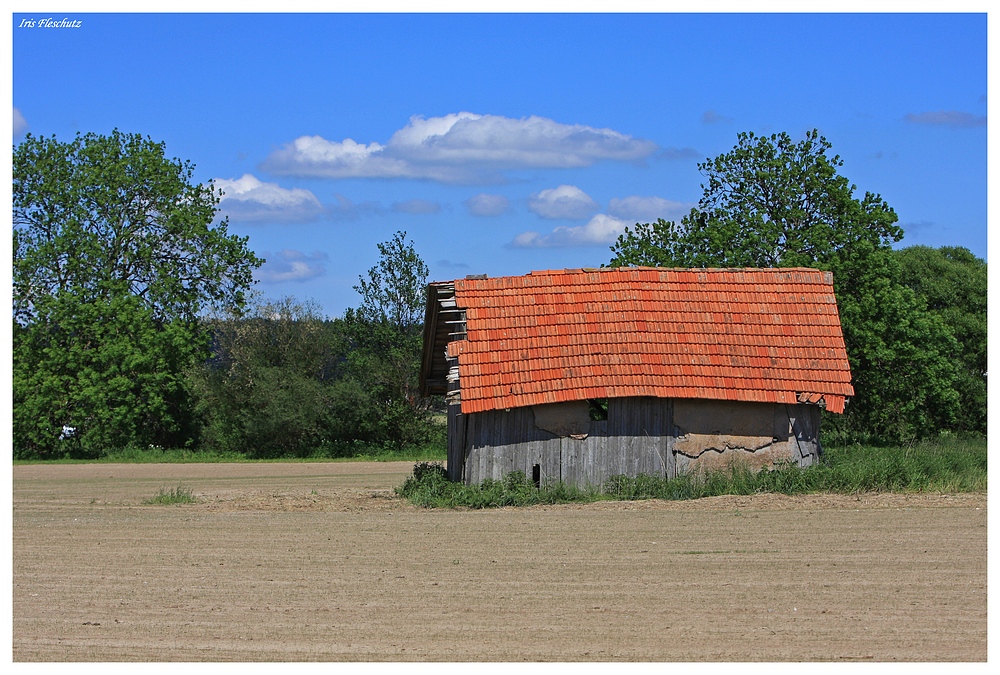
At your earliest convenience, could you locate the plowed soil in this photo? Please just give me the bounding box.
[13,461,986,661]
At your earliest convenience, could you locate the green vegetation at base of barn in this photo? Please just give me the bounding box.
[396,435,986,508]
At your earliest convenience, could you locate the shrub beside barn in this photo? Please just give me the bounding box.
[420,267,854,488]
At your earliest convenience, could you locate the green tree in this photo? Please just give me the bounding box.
[13,292,204,457]
[895,246,987,434]
[13,130,261,457]
[188,232,440,458]
[349,230,429,406]
[188,295,347,458]
[828,245,960,441]
[353,230,430,332]
[610,130,901,269]
[345,231,435,447]
[610,130,961,443]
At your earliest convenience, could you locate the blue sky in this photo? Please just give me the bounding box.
[12,11,988,318]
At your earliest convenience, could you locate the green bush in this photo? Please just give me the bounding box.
[186,294,442,460]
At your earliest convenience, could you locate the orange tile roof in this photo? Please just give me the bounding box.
[437,267,854,415]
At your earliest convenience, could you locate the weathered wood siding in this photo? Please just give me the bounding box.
[450,397,824,487]
[460,397,674,487]
[446,402,466,482]
[463,405,560,485]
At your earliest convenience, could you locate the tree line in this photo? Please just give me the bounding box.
[187,233,436,459]
[12,131,438,459]
[12,130,985,460]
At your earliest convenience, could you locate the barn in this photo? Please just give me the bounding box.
[419,266,854,488]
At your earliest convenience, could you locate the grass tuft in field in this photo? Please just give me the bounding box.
[397,436,986,508]
[143,485,198,505]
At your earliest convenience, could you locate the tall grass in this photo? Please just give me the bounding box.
[819,436,987,493]
[396,436,987,508]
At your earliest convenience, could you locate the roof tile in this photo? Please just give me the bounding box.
[433,267,853,414]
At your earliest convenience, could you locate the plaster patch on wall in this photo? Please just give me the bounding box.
[673,399,782,458]
[673,399,804,474]
[672,430,777,458]
[676,443,795,474]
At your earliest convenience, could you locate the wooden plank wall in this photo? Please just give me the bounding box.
[464,407,561,485]
[462,397,674,487]
[455,398,825,487]
[446,403,466,482]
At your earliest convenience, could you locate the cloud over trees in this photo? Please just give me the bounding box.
[13,107,27,136]
[213,174,324,223]
[464,193,510,217]
[392,199,442,215]
[607,195,691,223]
[512,214,629,248]
[903,110,987,129]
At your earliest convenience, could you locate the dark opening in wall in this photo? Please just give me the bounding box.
[588,398,609,421]
[532,464,541,489]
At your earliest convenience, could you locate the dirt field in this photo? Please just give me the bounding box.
[13,461,987,661]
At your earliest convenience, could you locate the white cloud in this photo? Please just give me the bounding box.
[528,185,599,220]
[607,195,692,223]
[392,199,442,215]
[255,250,328,283]
[213,174,324,223]
[13,107,27,136]
[904,110,986,129]
[261,112,658,184]
[512,214,629,248]
[464,193,510,217]
[261,135,422,179]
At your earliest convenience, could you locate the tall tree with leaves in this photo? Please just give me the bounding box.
[610,130,961,442]
[353,230,430,332]
[13,130,261,457]
[345,231,434,447]
[611,130,902,270]
[894,246,986,434]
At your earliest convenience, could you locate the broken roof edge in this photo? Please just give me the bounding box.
[419,281,457,397]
